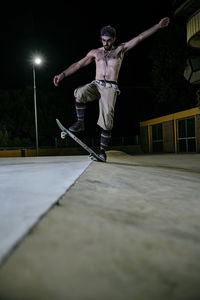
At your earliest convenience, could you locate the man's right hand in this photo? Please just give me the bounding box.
[53,73,65,87]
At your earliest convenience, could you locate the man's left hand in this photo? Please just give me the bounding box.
[159,17,170,28]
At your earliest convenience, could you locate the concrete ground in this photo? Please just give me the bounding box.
[0,151,200,300]
[0,156,91,264]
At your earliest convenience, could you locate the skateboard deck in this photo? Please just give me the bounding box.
[56,119,106,162]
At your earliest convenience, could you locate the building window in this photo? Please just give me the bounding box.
[177,117,196,152]
[152,123,163,152]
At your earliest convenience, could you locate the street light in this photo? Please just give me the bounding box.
[32,56,42,156]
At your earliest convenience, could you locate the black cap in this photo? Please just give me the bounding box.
[100,25,116,38]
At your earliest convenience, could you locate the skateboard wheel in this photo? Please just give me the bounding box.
[61,131,67,139]
[89,154,95,161]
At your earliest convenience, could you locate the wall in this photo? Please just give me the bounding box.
[140,126,149,153]
[163,120,175,153]
[140,107,200,153]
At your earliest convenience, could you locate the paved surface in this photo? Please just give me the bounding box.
[0,156,91,264]
[0,152,200,300]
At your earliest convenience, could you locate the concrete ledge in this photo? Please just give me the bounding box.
[0,149,22,157]
[0,145,142,158]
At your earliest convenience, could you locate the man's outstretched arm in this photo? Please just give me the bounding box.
[53,50,95,86]
[123,17,170,52]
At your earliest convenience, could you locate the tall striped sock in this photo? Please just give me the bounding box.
[100,130,111,150]
[75,102,86,122]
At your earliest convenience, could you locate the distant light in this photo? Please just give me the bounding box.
[34,57,42,65]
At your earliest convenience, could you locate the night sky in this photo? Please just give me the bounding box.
[1,1,185,139]
[1,1,174,88]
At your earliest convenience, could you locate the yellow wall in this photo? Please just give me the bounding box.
[140,107,200,127]
[140,107,200,153]
[0,150,22,157]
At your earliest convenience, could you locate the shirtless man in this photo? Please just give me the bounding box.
[54,17,170,161]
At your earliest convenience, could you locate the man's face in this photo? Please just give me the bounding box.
[101,35,115,51]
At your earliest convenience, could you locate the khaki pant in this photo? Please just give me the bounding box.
[74,81,118,131]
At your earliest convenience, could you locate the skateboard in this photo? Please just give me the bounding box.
[56,119,106,162]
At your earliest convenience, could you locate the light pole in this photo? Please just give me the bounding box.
[32,57,42,156]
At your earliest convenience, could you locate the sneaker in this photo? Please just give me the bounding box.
[69,121,85,132]
[99,149,107,162]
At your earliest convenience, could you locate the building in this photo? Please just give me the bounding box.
[140,0,200,153]
[140,107,200,153]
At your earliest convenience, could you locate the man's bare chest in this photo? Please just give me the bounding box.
[95,50,123,66]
